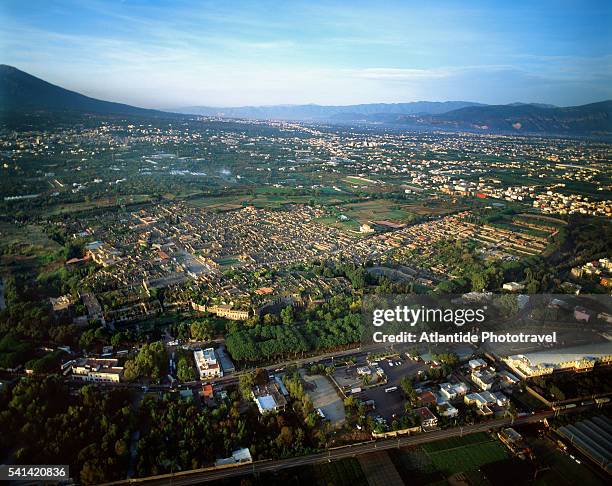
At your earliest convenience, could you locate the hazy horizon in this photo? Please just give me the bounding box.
[1,0,611,109]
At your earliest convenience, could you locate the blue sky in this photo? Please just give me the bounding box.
[1,0,611,107]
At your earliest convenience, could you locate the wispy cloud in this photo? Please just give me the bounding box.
[0,0,610,106]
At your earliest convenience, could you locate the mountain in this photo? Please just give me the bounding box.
[0,64,170,117]
[413,101,612,135]
[174,101,485,120]
[507,102,557,109]
[1,65,609,136]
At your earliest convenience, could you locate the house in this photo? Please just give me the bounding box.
[464,392,494,416]
[453,382,469,396]
[252,382,287,415]
[215,448,253,467]
[468,358,487,371]
[439,382,469,401]
[478,390,497,404]
[574,307,591,322]
[49,295,73,312]
[437,402,459,418]
[498,370,520,386]
[418,390,438,407]
[439,383,456,400]
[471,369,496,391]
[71,358,123,383]
[494,391,509,407]
[503,282,525,292]
[357,366,371,376]
[208,304,250,321]
[194,348,223,379]
[498,428,530,456]
[201,383,214,399]
[414,406,438,429]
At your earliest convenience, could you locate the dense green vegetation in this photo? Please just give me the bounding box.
[0,377,132,484]
[123,341,167,382]
[226,296,361,364]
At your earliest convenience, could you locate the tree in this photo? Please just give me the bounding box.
[400,376,417,405]
[470,272,488,292]
[281,306,294,325]
[114,439,128,457]
[190,320,214,341]
[276,426,294,448]
[239,372,254,400]
[177,355,195,382]
[123,342,166,382]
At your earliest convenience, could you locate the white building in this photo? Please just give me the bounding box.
[468,358,487,371]
[439,382,469,401]
[252,383,287,415]
[437,401,459,418]
[471,369,496,391]
[215,448,253,466]
[71,358,123,383]
[194,348,223,379]
[503,282,525,292]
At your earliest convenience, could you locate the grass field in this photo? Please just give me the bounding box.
[339,200,412,223]
[232,457,367,486]
[311,457,368,486]
[421,433,509,475]
[314,216,361,232]
[215,256,242,266]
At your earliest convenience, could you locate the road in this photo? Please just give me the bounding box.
[100,403,605,486]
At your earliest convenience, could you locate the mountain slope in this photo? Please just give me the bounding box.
[0,64,169,117]
[175,101,485,120]
[416,101,612,135]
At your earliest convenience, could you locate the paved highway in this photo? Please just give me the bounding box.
[100,404,604,485]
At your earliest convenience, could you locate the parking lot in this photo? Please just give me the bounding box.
[361,356,427,422]
[332,365,368,392]
[301,372,346,428]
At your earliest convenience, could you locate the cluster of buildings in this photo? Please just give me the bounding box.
[441,179,535,202]
[411,358,514,421]
[72,201,377,323]
[533,190,611,217]
[571,258,612,288]
[381,211,551,283]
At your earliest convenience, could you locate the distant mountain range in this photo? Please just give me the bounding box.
[1,65,610,136]
[178,100,611,136]
[418,101,612,135]
[174,101,486,120]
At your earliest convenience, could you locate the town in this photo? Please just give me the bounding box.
[0,116,611,485]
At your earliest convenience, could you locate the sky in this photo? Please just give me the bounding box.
[1,0,611,108]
